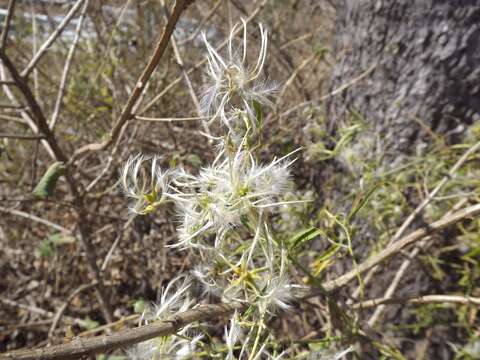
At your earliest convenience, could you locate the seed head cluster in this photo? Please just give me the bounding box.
[121,20,350,360]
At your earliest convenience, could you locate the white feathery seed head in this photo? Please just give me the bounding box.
[121,19,316,360]
[120,154,170,215]
[201,19,276,135]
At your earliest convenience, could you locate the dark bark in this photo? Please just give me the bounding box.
[327,0,480,159]
[319,3,480,358]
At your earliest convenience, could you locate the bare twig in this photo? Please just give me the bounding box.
[1,63,57,158]
[135,115,207,122]
[70,0,194,163]
[354,141,480,324]
[0,205,72,233]
[0,303,242,360]
[177,0,223,45]
[352,294,480,310]
[100,217,134,272]
[0,102,23,109]
[0,49,67,161]
[21,0,86,78]
[0,298,87,328]
[0,48,113,323]
[0,113,26,123]
[279,31,317,50]
[366,198,471,326]
[0,132,44,140]
[163,0,212,137]
[318,63,376,102]
[0,0,16,49]
[49,0,90,130]
[48,282,97,340]
[320,203,480,292]
[276,52,319,106]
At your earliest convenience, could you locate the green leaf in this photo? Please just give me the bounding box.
[133,299,146,314]
[346,181,381,222]
[48,233,75,245]
[185,154,203,168]
[32,162,66,199]
[252,99,263,127]
[288,227,322,251]
[81,317,100,331]
[35,240,54,258]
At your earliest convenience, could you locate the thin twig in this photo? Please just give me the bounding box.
[276,52,319,106]
[48,282,97,340]
[49,0,89,131]
[0,205,72,233]
[163,0,212,137]
[0,132,44,140]
[366,198,470,326]
[318,63,376,102]
[0,0,16,49]
[136,0,269,117]
[354,141,480,321]
[352,294,480,310]
[0,113,26,123]
[70,0,194,163]
[1,63,57,159]
[320,203,480,292]
[177,0,223,45]
[0,303,242,360]
[21,0,86,78]
[0,298,87,329]
[100,217,134,272]
[0,48,113,324]
[279,31,317,50]
[135,115,207,122]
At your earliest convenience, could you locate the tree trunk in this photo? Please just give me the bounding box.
[327,0,480,159]
[320,2,480,358]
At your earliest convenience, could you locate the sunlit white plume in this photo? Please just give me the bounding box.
[127,277,202,360]
[201,18,276,134]
[120,154,170,215]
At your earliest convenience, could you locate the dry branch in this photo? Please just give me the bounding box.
[352,295,480,310]
[320,203,480,292]
[0,0,16,49]
[70,0,194,163]
[0,303,242,360]
[21,0,86,78]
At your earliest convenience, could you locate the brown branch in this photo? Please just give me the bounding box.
[354,140,480,302]
[0,132,44,140]
[21,0,86,78]
[0,0,16,49]
[0,303,242,360]
[136,0,269,116]
[49,0,90,131]
[70,0,194,163]
[320,203,480,292]
[0,49,67,161]
[0,48,113,323]
[352,294,480,310]
[2,204,479,360]
[48,282,98,340]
